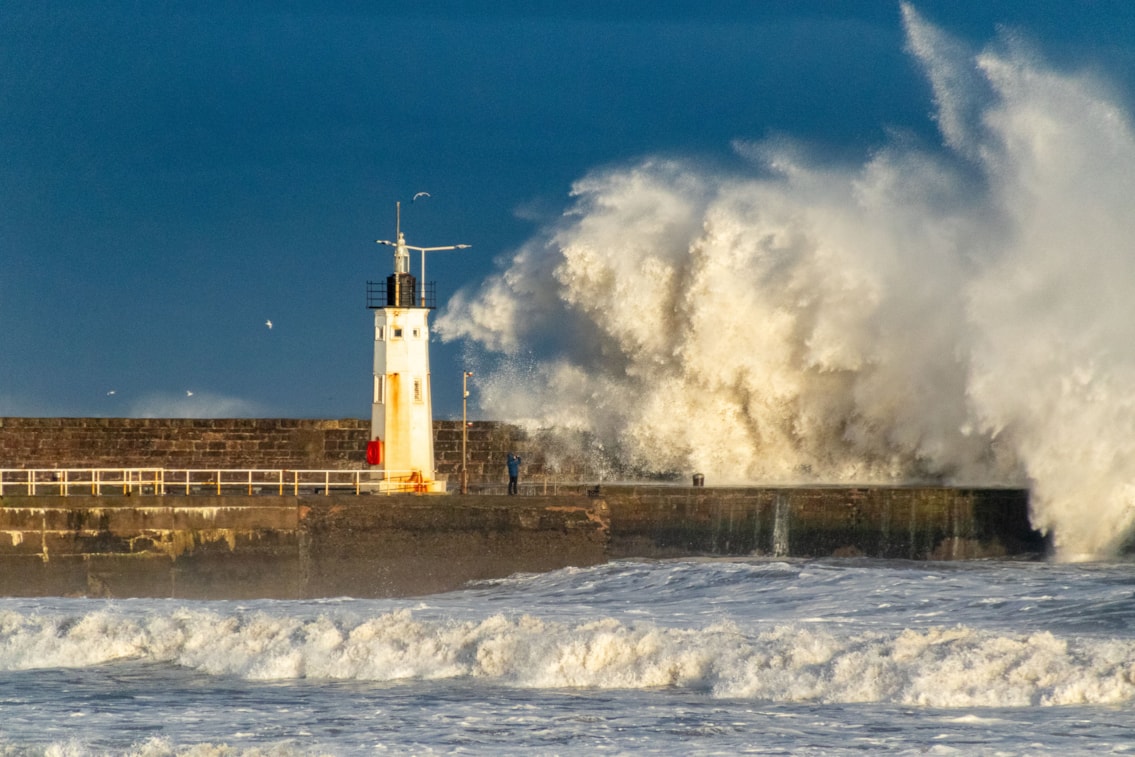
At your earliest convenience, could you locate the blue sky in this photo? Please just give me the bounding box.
[2,1,1134,420]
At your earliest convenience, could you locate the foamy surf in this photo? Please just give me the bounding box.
[4,558,1135,754]
[3,572,1135,707]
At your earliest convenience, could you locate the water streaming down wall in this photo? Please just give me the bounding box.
[436,5,1135,561]
[603,486,1039,561]
[772,493,790,558]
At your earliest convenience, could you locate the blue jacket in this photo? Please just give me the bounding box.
[507,454,521,476]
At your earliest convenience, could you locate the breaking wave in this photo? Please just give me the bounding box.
[437,4,1135,559]
[2,605,1135,707]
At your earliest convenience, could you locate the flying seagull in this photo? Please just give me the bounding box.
[106,390,116,396]
[186,390,194,397]
[412,192,430,202]
[265,319,273,329]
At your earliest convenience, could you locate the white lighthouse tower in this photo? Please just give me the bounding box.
[367,202,468,492]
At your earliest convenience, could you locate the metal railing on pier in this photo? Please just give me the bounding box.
[0,468,646,498]
[0,468,434,497]
[0,468,164,496]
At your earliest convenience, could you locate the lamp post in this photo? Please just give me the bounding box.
[462,371,474,494]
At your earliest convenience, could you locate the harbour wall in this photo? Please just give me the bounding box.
[0,487,1043,599]
[0,417,583,487]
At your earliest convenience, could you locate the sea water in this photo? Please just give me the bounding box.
[2,557,1135,755]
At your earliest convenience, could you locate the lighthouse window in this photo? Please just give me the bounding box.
[413,377,423,403]
[393,328,403,339]
[412,328,421,339]
[376,326,385,341]
[373,375,385,404]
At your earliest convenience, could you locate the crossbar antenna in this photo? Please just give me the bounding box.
[376,201,471,306]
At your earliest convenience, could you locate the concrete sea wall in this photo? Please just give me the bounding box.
[0,486,1042,599]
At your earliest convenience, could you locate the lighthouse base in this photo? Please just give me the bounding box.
[367,474,448,495]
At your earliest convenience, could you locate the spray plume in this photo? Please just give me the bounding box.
[438,4,1135,560]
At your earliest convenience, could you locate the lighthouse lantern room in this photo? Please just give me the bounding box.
[368,202,468,493]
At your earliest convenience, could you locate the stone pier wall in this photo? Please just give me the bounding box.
[601,485,1042,561]
[0,417,578,487]
[0,418,369,470]
[0,486,1043,599]
[0,493,608,599]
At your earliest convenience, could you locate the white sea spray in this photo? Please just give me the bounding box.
[437,5,1135,559]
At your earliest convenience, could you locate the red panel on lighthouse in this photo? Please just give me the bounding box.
[366,439,383,466]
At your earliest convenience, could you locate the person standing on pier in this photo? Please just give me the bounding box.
[507,452,522,495]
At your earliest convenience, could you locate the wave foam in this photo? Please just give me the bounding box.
[4,607,1134,707]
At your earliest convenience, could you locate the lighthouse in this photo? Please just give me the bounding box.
[367,202,468,492]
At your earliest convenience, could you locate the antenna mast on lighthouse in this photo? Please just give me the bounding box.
[367,200,469,493]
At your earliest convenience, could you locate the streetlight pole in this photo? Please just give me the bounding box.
[462,371,474,494]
